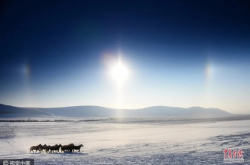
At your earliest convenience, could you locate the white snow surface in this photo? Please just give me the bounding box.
[0,117,250,164]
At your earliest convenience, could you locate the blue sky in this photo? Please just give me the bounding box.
[0,0,250,113]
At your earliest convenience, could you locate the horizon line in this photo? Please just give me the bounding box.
[0,103,221,111]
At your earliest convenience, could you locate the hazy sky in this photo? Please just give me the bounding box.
[0,0,250,113]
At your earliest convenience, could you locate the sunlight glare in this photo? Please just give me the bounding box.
[110,59,130,87]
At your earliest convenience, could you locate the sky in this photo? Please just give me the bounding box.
[0,0,250,113]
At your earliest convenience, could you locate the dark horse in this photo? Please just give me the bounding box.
[40,144,47,152]
[30,144,42,153]
[61,143,74,152]
[72,144,84,152]
[50,144,62,153]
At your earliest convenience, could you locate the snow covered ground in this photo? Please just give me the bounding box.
[0,117,250,164]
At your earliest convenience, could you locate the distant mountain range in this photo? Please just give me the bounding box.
[0,104,231,118]
[0,104,51,117]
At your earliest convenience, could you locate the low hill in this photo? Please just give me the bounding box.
[0,104,231,118]
[35,106,116,117]
[0,104,52,118]
[122,106,231,117]
[36,105,231,118]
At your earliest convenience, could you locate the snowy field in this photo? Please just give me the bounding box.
[0,117,250,165]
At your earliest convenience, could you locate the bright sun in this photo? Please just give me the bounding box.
[110,60,129,86]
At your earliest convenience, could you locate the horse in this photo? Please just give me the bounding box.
[45,145,53,153]
[61,143,74,152]
[30,144,42,153]
[72,144,84,152]
[51,144,62,153]
[40,144,47,152]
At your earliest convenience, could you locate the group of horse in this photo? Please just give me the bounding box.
[30,143,84,153]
